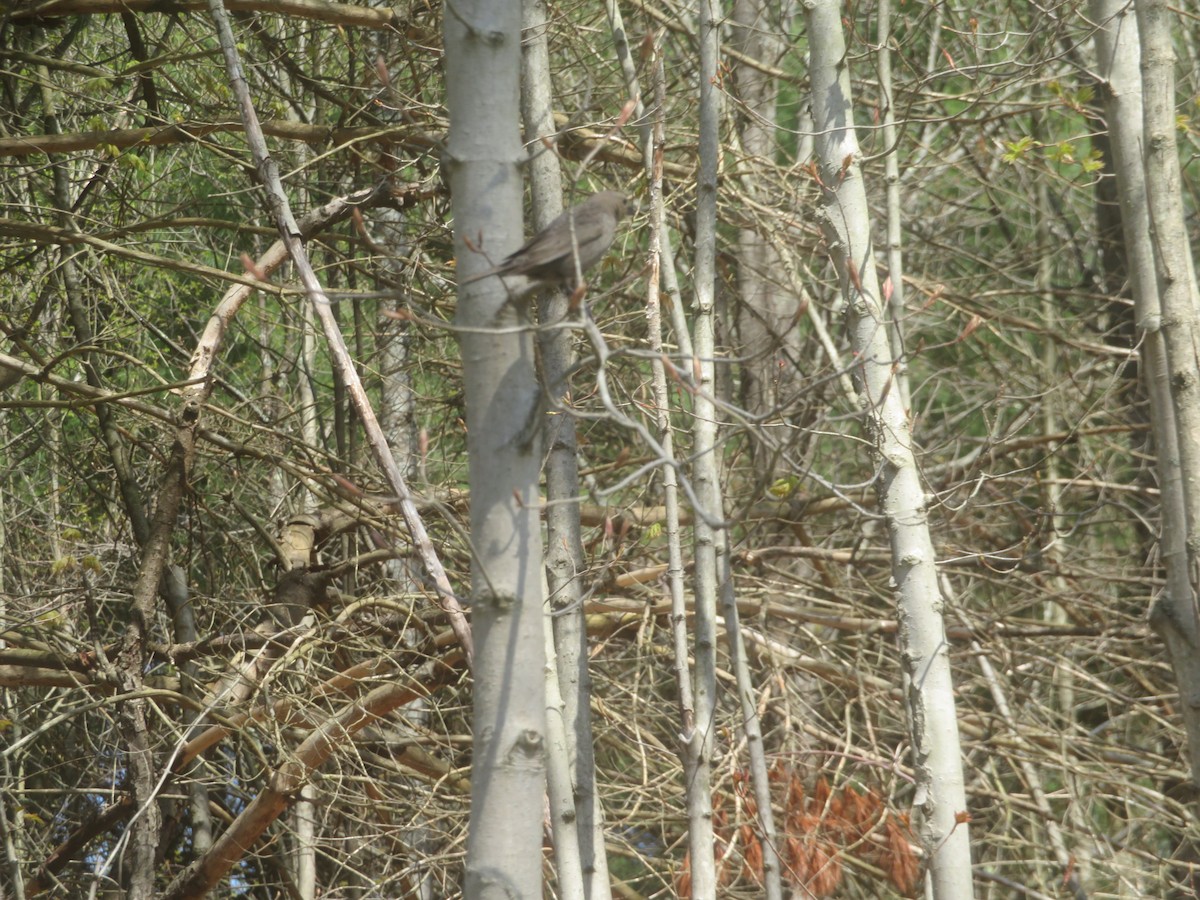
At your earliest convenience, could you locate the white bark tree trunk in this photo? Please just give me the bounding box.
[1130,0,1200,785]
[804,0,974,894]
[445,0,547,894]
[680,0,724,896]
[521,0,612,894]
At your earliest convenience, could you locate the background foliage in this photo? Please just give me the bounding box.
[1,0,1199,896]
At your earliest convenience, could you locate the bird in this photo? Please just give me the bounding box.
[460,190,635,289]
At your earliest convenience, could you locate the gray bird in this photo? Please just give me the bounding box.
[461,190,634,288]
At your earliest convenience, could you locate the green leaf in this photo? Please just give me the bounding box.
[1002,136,1038,163]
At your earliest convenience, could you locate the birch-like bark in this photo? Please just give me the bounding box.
[543,571,585,900]
[682,0,723,894]
[521,0,611,891]
[1127,0,1200,785]
[604,0,649,153]
[445,0,546,893]
[639,44,712,893]
[876,0,911,413]
[291,45,320,897]
[1089,0,1194,767]
[804,0,974,894]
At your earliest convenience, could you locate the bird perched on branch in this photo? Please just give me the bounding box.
[461,190,635,290]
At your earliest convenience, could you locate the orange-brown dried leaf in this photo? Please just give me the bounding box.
[714,833,729,864]
[864,788,884,817]
[841,786,878,840]
[883,817,920,896]
[808,842,843,897]
[742,834,765,884]
[713,807,729,833]
[788,811,822,840]
[889,851,921,896]
[885,813,915,845]
[713,789,727,814]
[828,790,845,825]
[676,853,692,899]
[787,774,806,814]
[782,836,811,886]
[810,777,831,814]
[716,842,734,888]
[840,786,864,834]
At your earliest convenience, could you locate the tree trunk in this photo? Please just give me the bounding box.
[445,0,547,893]
[804,0,975,893]
[1132,0,1200,787]
[731,0,801,441]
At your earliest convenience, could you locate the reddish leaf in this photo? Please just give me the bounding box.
[808,842,843,896]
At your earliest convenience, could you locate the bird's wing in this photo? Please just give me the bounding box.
[512,209,586,267]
